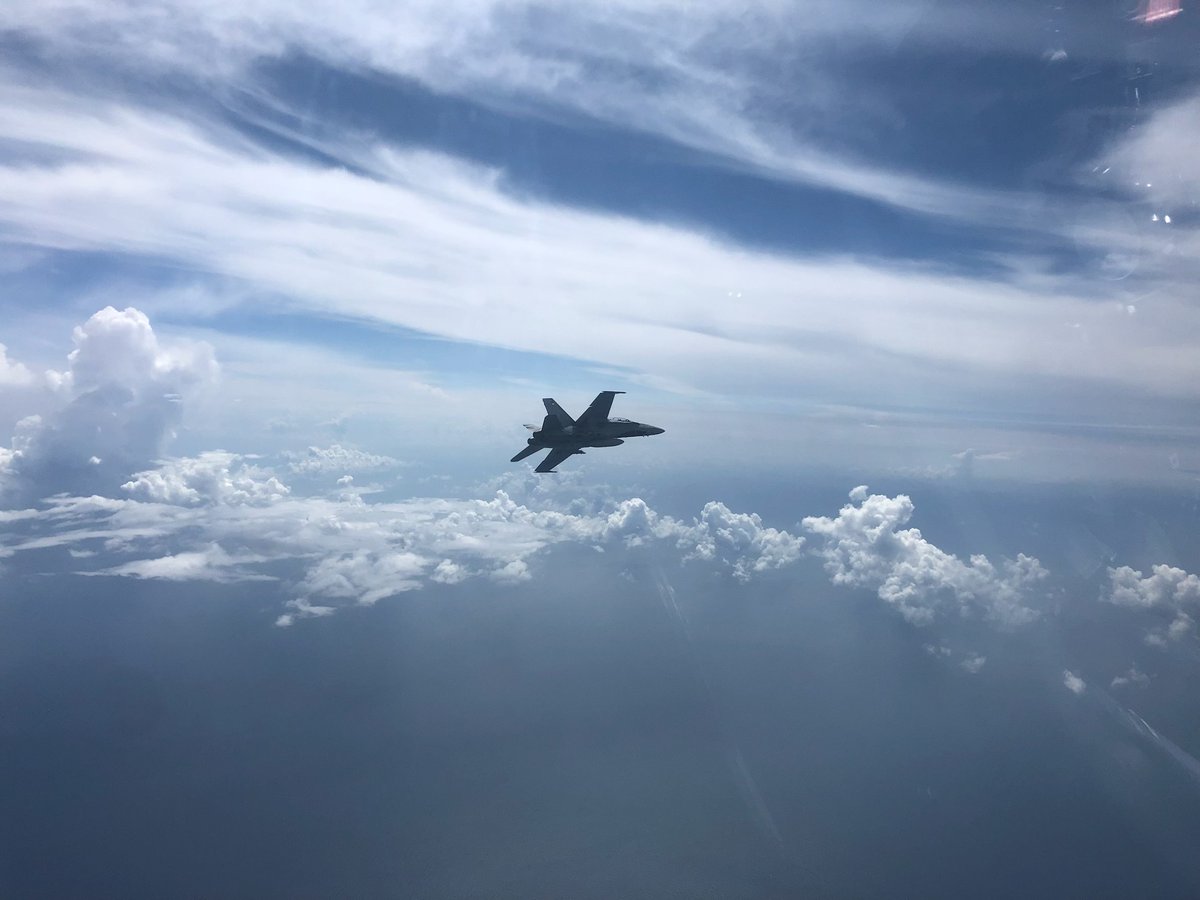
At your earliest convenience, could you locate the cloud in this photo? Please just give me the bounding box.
[960,654,987,674]
[275,596,336,628]
[1101,93,1200,211]
[802,486,1045,626]
[122,451,289,506]
[1062,670,1086,695]
[1168,614,1194,639]
[1110,665,1150,690]
[1107,564,1200,610]
[1,307,217,502]
[431,558,467,585]
[0,450,808,621]
[98,543,272,582]
[285,444,402,476]
[677,501,806,581]
[922,643,987,674]
[1106,564,1200,645]
[297,549,426,606]
[0,344,33,387]
[0,0,1058,227]
[491,558,530,584]
[1,82,1194,431]
[598,498,805,582]
[951,448,1016,479]
[1144,613,1194,648]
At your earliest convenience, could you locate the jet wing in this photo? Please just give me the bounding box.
[535,446,578,473]
[575,390,625,429]
[511,444,540,463]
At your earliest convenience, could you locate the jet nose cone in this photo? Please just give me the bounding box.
[646,426,665,435]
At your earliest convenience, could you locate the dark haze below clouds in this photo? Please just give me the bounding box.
[3,530,1200,899]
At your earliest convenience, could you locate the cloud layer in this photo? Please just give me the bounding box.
[3,439,1065,639]
[2,69,1198,426]
[0,448,811,624]
[0,0,1061,224]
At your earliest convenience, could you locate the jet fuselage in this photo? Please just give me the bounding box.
[531,418,664,448]
[510,391,664,472]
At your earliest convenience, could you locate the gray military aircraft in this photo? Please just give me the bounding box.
[511,391,664,473]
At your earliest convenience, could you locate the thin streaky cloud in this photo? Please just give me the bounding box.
[0,1,1129,230]
[1,87,1196,418]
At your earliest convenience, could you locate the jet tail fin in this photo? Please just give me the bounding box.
[543,398,575,427]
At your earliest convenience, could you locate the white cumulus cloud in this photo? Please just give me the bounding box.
[1107,564,1200,609]
[297,549,426,606]
[598,497,805,581]
[1062,670,1086,695]
[1106,564,1200,646]
[802,486,1045,626]
[0,343,33,387]
[122,451,289,506]
[1,307,216,502]
[676,501,805,581]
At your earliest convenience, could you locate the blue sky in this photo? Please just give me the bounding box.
[3,2,1200,895]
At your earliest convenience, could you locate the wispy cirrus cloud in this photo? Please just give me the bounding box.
[1,87,1193,423]
[98,542,273,582]
[0,0,1063,226]
[7,0,1192,285]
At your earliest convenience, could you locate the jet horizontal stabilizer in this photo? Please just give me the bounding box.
[543,398,575,428]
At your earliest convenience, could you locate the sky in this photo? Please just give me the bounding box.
[3,1,1200,897]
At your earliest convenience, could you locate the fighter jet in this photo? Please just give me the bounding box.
[511,391,664,473]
